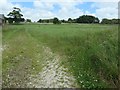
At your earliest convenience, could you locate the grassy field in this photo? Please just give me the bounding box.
[2,24,118,88]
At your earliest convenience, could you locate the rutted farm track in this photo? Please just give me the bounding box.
[2,28,78,88]
[27,46,77,88]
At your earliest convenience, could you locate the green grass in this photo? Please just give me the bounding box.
[2,24,118,88]
[2,25,44,87]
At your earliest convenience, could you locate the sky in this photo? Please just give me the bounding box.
[0,0,119,22]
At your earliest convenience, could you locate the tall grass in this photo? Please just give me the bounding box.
[3,24,118,88]
[27,24,118,88]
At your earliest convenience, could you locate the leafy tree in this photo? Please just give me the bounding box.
[20,18,25,22]
[37,19,53,23]
[68,18,72,23]
[72,19,77,23]
[46,20,49,23]
[37,19,42,23]
[7,7,23,23]
[26,19,31,22]
[101,18,112,24]
[7,18,14,24]
[53,17,61,24]
[101,18,119,24]
[112,19,119,24]
[94,18,100,23]
[61,19,67,23]
[76,15,99,23]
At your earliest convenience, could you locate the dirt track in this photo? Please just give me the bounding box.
[27,46,78,88]
[2,29,78,88]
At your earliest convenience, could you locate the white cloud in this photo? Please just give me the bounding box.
[91,2,118,20]
[0,0,119,22]
[0,0,13,15]
[9,0,120,2]
[0,0,22,18]
[95,7,118,19]
[22,7,55,21]
[32,0,84,20]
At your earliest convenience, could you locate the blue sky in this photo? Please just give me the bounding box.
[0,0,118,21]
[12,2,34,8]
[75,2,95,13]
[12,2,95,13]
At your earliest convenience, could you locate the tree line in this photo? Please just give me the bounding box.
[101,18,119,24]
[37,16,119,24]
[3,7,120,24]
[37,15,100,24]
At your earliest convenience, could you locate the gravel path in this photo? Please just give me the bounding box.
[27,46,78,88]
[2,29,78,88]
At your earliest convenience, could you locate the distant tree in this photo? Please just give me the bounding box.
[7,7,24,23]
[20,18,25,22]
[101,18,119,24]
[72,19,77,23]
[53,17,61,24]
[61,19,67,23]
[37,19,53,23]
[94,18,100,23]
[101,18,112,24]
[112,19,119,24]
[46,20,49,23]
[26,19,31,22]
[7,18,14,24]
[76,15,99,23]
[37,19,42,23]
[3,16,6,24]
[68,18,72,23]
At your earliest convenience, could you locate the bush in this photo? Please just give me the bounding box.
[7,18,13,24]
[26,19,31,23]
[53,17,61,24]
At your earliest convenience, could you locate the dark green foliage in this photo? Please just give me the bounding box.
[7,18,13,24]
[112,19,119,24]
[53,17,61,24]
[6,18,25,24]
[37,19,42,23]
[76,15,99,23]
[7,7,24,23]
[68,18,73,23]
[101,18,119,24]
[61,19,67,23]
[26,19,31,22]
[101,19,112,24]
[37,19,53,23]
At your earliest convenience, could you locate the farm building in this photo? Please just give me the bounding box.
[0,14,4,25]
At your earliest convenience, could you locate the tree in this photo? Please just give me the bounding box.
[76,15,99,23]
[101,18,119,24]
[112,19,119,24]
[53,17,61,24]
[46,20,49,23]
[7,7,23,23]
[26,19,31,22]
[20,18,25,22]
[68,18,72,23]
[37,19,42,23]
[7,18,14,24]
[101,18,112,24]
[61,19,67,23]
[94,18,100,23]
